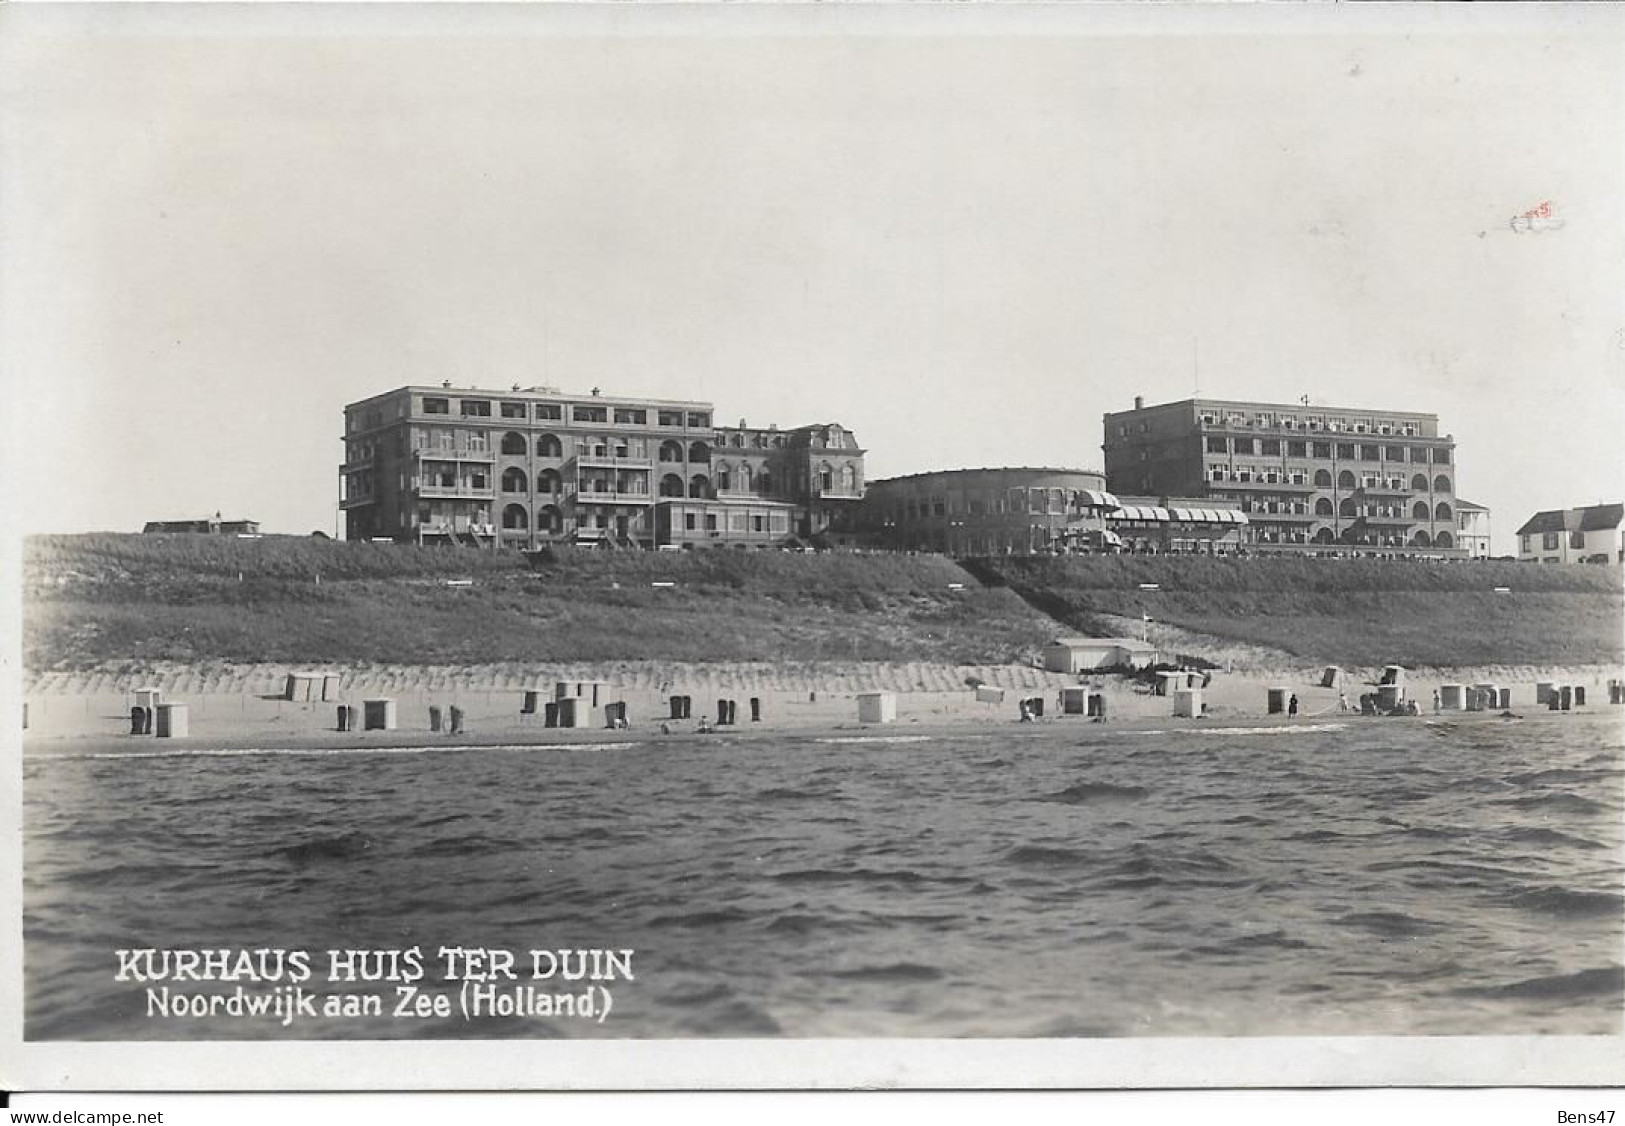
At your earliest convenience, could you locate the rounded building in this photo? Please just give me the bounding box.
[864,467,1117,555]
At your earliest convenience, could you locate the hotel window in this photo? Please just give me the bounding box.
[1433,448,1451,465]
[1312,442,1331,460]
[1569,530,1585,549]
[1233,438,1255,455]
[684,513,696,532]
[657,410,684,427]
[1288,441,1307,458]
[1206,437,1227,453]
[1336,443,1355,460]
[1520,534,1531,553]
[705,514,718,532]
[574,405,608,424]
[1543,532,1559,550]
[460,399,491,418]
[423,397,450,415]
[535,403,562,421]
[1200,413,1216,425]
[613,408,647,425]
[687,412,711,428]
[1385,445,1405,461]
[1210,467,1226,481]
[500,402,527,419]
[1261,439,1281,456]
[1359,444,1379,461]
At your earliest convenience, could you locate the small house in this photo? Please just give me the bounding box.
[1042,637,1161,674]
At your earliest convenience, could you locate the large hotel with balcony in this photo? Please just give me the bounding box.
[341,384,865,550]
[1102,396,1472,555]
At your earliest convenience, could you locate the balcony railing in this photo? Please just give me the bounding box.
[574,487,654,504]
[570,452,653,470]
[414,480,496,500]
[413,446,495,463]
[1242,509,1317,522]
[1212,478,1316,492]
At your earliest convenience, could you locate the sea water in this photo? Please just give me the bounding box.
[23,712,1623,1039]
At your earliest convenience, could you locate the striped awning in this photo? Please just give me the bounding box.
[1169,506,1250,525]
[1074,489,1121,510]
[1109,505,1249,525]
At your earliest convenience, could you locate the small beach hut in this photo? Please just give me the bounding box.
[134,687,163,711]
[1172,688,1202,718]
[1267,686,1290,714]
[975,686,1006,704]
[1376,683,1403,712]
[284,672,322,702]
[320,674,341,702]
[363,698,397,731]
[1439,684,1465,711]
[857,692,896,724]
[555,697,600,729]
[1535,681,1556,705]
[1154,671,1184,697]
[154,703,188,739]
[1060,686,1089,715]
[1320,666,1344,689]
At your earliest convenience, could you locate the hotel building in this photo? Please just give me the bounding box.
[341,384,865,550]
[1102,396,1468,555]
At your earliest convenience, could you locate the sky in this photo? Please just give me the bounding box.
[4,4,1623,555]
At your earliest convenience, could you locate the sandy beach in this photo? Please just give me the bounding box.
[20,658,1623,753]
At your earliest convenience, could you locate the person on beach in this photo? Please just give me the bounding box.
[1432,689,1441,714]
[1288,694,1299,717]
[1338,691,1349,712]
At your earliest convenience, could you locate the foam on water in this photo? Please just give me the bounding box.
[34,742,641,762]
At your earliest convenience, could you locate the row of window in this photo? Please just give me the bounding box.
[1210,467,1453,492]
[1522,531,1592,553]
[1198,411,1424,436]
[1203,437,1450,463]
[420,397,712,429]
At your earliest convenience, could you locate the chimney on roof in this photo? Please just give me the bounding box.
[442,380,452,389]
[1134,395,1144,410]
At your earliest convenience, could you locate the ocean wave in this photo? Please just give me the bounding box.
[1453,965,1624,1002]
[1192,929,1315,955]
[1333,910,1446,938]
[828,962,944,983]
[1504,886,1624,919]
[1035,781,1149,804]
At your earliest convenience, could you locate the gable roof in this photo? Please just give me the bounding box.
[1517,503,1623,537]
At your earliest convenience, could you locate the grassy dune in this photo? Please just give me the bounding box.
[966,556,1625,668]
[25,535,1625,672]
[23,535,1058,669]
